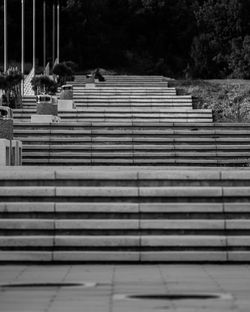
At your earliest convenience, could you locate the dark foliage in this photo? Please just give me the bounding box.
[0,69,23,108]
[31,75,57,95]
[1,0,250,78]
[53,62,74,85]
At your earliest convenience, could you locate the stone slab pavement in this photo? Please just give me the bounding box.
[0,265,250,312]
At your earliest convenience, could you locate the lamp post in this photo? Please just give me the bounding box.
[57,0,60,63]
[43,0,46,69]
[4,0,7,72]
[52,2,55,64]
[33,0,36,76]
[21,0,25,94]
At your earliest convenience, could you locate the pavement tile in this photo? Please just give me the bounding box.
[0,265,249,312]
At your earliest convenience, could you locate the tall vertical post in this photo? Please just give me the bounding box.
[4,0,7,72]
[52,2,55,64]
[21,0,25,95]
[33,0,36,76]
[43,0,46,69]
[57,0,60,63]
[21,0,25,75]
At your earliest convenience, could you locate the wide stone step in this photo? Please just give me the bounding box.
[1,185,249,200]
[17,108,199,114]
[22,104,192,110]
[71,88,175,92]
[81,83,170,87]
[19,159,249,166]
[19,143,250,150]
[13,121,250,128]
[1,167,250,262]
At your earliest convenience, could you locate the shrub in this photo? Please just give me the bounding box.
[0,69,23,108]
[31,75,58,95]
[173,80,250,122]
[53,62,74,85]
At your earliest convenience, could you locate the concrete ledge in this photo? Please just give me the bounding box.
[53,251,140,262]
[223,187,250,197]
[140,251,227,262]
[222,174,250,184]
[224,203,250,212]
[227,252,250,262]
[140,203,223,213]
[0,187,55,197]
[55,220,139,230]
[227,236,250,246]
[140,220,224,230]
[0,203,54,213]
[141,236,226,246]
[0,251,53,261]
[138,171,220,180]
[0,236,53,246]
[0,170,55,180]
[139,187,222,197]
[55,203,139,213]
[55,236,139,246]
[56,187,138,197]
[226,220,250,230]
[0,219,54,230]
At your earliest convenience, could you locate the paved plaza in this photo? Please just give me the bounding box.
[0,265,250,312]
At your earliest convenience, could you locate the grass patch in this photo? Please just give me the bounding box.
[169,79,250,122]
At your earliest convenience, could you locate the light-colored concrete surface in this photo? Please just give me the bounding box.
[0,265,250,312]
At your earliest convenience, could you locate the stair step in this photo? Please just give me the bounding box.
[1,166,250,262]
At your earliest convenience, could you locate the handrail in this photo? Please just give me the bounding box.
[52,58,59,82]
[54,58,59,67]
[24,67,35,96]
[44,62,50,77]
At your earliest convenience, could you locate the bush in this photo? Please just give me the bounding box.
[31,75,58,95]
[173,80,250,122]
[53,62,75,85]
[229,36,250,79]
[0,69,23,108]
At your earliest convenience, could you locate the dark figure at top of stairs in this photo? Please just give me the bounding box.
[94,68,105,81]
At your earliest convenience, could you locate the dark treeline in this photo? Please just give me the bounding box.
[1,0,250,78]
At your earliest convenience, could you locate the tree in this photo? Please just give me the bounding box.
[0,69,23,108]
[229,36,250,78]
[191,0,242,78]
[53,62,74,85]
[31,76,57,95]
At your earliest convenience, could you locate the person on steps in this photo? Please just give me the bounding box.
[94,68,105,82]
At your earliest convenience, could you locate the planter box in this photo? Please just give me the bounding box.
[0,139,11,166]
[60,85,73,100]
[58,100,76,111]
[37,103,58,116]
[0,119,13,140]
[31,115,61,123]
[10,140,22,166]
[85,83,96,89]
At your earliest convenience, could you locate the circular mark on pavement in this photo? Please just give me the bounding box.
[129,294,220,300]
[114,293,232,301]
[0,282,96,289]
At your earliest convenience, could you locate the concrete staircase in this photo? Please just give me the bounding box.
[2,75,249,262]
[1,167,250,262]
[13,122,250,166]
[73,74,170,88]
[16,75,212,123]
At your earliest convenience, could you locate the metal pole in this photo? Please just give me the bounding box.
[43,0,46,69]
[33,0,36,76]
[4,0,7,72]
[21,0,25,75]
[21,0,25,95]
[52,2,55,64]
[57,0,60,63]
